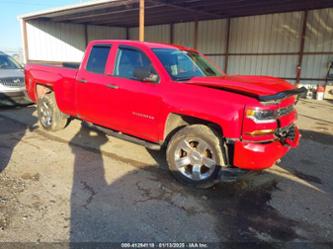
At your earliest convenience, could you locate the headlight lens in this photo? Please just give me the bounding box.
[246,108,277,122]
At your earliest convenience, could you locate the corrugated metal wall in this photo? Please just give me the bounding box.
[26,20,86,62]
[127,8,333,83]
[198,19,227,71]
[228,12,303,80]
[302,8,333,82]
[129,24,170,42]
[87,25,126,42]
[127,11,305,80]
[128,20,228,70]
[26,20,126,62]
[26,8,333,83]
[173,22,195,48]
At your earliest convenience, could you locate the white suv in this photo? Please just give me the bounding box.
[0,52,30,105]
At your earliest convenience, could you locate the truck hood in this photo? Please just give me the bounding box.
[185,75,304,101]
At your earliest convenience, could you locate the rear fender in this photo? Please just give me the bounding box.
[26,68,62,102]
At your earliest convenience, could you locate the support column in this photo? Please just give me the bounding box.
[139,0,145,42]
[170,23,174,44]
[21,19,29,63]
[194,21,199,49]
[297,10,308,84]
[126,27,130,40]
[84,24,89,47]
[224,18,231,73]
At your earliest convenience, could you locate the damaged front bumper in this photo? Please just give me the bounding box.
[233,126,301,170]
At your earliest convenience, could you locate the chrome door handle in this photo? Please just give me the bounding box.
[107,84,119,89]
[79,79,87,83]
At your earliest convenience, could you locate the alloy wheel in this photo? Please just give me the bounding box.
[174,137,217,181]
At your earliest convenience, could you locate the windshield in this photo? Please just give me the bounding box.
[152,48,222,81]
[0,55,22,70]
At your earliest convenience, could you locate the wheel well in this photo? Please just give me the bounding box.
[163,113,231,166]
[36,84,52,99]
[163,113,223,145]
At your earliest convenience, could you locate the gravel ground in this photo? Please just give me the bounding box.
[0,99,332,248]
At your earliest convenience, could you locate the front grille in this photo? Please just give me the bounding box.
[0,77,24,88]
[275,125,296,142]
[278,105,294,117]
[288,126,296,140]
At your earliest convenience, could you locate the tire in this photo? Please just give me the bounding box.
[37,92,68,131]
[166,124,226,189]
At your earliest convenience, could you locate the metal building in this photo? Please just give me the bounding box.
[19,0,333,85]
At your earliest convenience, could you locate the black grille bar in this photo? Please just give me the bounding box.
[258,87,307,102]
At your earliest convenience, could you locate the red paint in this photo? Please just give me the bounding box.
[234,127,301,169]
[234,140,290,170]
[186,75,295,96]
[25,40,303,170]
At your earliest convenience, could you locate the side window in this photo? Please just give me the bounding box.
[86,45,111,74]
[114,47,157,80]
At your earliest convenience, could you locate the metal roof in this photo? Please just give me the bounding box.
[20,0,333,27]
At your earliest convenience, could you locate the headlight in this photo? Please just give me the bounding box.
[246,108,277,123]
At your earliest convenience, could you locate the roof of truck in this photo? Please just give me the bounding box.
[91,40,197,52]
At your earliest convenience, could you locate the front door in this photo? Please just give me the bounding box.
[107,45,164,142]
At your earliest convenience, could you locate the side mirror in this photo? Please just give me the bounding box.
[133,67,159,83]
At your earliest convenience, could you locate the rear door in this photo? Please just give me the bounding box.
[76,44,114,126]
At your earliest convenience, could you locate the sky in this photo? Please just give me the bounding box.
[0,0,87,51]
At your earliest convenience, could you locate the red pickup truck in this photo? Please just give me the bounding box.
[25,40,306,188]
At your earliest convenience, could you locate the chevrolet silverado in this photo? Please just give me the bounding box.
[25,40,306,188]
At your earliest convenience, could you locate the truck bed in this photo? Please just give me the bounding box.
[25,63,79,103]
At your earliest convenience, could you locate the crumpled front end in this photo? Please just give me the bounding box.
[232,95,302,170]
[233,125,300,170]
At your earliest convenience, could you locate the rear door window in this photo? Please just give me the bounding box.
[86,45,111,74]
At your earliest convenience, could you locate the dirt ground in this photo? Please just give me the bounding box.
[0,99,332,248]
